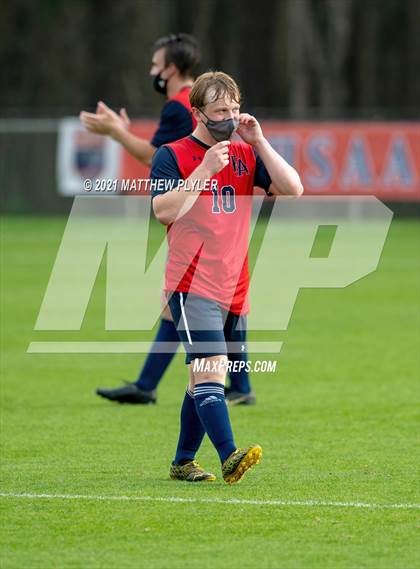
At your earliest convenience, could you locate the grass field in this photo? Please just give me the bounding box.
[1,215,419,569]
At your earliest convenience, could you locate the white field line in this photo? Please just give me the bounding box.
[0,492,419,510]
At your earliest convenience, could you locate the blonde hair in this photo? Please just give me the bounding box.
[189,71,242,108]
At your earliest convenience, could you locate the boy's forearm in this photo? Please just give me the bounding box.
[152,164,213,225]
[254,137,303,196]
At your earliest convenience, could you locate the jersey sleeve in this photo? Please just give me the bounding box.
[150,100,193,148]
[150,146,182,198]
[253,153,273,195]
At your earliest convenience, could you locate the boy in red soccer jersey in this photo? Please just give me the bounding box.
[151,71,303,483]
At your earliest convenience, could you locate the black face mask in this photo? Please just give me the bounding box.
[152,72,168,95]
[199,109,239,142]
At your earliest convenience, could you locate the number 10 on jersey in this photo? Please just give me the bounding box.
[211,185,236,214]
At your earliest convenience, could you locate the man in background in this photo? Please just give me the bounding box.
[80,33,256,406]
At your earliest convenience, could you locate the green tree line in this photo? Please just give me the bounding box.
[1,0,419,118]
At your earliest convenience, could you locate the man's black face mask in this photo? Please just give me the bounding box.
[152,72,168,95]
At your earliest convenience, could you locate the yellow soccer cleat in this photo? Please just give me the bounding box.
[170,460,216,482]
[222,445,262,484]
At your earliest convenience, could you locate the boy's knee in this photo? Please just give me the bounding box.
[191,355,227,385]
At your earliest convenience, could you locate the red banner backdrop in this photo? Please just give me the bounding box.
[120,121,420,201]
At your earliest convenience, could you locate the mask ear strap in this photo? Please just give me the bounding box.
[198,108,209,121]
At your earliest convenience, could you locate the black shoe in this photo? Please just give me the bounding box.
[225,387,256,406]
[96,382,157,404]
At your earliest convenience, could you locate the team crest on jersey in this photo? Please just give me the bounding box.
[230,155,249,177]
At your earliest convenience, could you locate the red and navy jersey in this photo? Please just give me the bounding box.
[151,135,272,315]
[150,86,197,148]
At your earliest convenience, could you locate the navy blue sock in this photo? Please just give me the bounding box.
[193,382,236,463]
[135,319,180,391]
[228,357,251,394]
[174,389,206,464]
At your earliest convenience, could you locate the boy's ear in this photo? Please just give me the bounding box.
[191,107,202,123]
[162,62,177,79]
